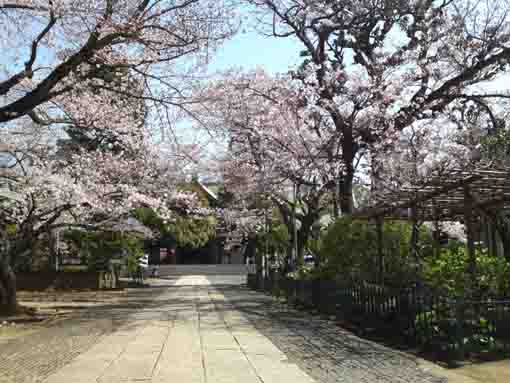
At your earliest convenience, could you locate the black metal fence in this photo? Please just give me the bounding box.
[247,274,510,360]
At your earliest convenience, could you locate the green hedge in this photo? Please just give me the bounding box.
[423,244,510,297]
[315,217,433,284]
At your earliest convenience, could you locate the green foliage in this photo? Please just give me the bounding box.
[178,182,211,207]
[287,264,315,280]
[64,230,144,271]
[423,245,510,297]
[125,249,144,276]
[414,303,502,355]
[135,207,217,249]
[318,217,433,284]
[5,224,17,235]
[256,223,289,257]
[481,128,510,166]
[134,207,166,232]
[166,216,216,249]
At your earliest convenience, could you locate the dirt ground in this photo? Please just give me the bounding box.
[0,321,39,342]
[454,360,510,383]
[0,288,130,343]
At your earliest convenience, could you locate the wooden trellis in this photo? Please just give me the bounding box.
[354,167,510,285]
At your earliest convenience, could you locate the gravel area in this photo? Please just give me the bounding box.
[219,286,448,383]
[0,287,166,383]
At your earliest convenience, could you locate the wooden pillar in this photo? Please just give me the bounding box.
[253,235,263,289]
[410,203,420,275]
[464,186,476,281]
[292,182,299,268]
[485,216,495,257]
[494,224,503,258]
[376,216,384,285]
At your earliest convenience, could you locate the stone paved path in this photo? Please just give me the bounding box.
[220,286,448,383]
[1,276,450,383]
[0,287,169,383]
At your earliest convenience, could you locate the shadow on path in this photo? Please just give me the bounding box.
[218,286,448,383]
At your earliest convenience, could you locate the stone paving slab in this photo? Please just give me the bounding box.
[3,276,456,383]
[219,286,448,383]
[249,354,316,383]
[98,352,162,383]
[205,349,261,383]
[152,324,204,383]
[38,280,319,383]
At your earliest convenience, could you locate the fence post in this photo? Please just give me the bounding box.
[312,279,319,308]
[455,298,466,361]
[336,282,345,321]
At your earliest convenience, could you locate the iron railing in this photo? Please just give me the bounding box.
[247,274,510,360]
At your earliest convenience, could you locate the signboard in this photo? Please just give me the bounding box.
[159,248,167,263]
[60,257,83,266]
[138,254,149,269]
[161,247,177,264]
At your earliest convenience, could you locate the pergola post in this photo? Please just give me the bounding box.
[484,216,496,257]
[463,186,477,281]
[410,203,420,275]
[376,216,384,285]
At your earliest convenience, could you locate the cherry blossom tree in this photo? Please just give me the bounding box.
[0,0,237,126]
[0,0,239,314]
[0,117,203,313]
[195,69,344,262]
[245,0,510,213]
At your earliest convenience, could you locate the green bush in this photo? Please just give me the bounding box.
[287,264,315,280]
[135,207,217,249]
[423,245,510,297]
[166,216,216,249]
[318,217,433,284]
[256,223,290,269]
[65,230,144,272]
[125,247,144,277]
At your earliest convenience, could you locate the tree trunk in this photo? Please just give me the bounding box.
[48,229,58,270]
[285,215,310,268]
[296,213,317,265]
[332,184,340,219]
[273,197,321,271]
[0,230,36,315]
[296,233,306,266]
[0,259,17,315]
[339,172,354,215]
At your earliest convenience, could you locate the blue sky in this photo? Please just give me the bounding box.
[207,30,303,74]
[175,29,304,154]
[178,31,305,173]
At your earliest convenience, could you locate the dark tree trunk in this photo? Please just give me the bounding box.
[0,229,36,315]
[332,183,340,219]
[297,211,318,264]
[285,214,311,268]
[273,195,321,271]
[339,171,354,215]
[296,229,309,267]
[0,259,17,315]
[48,229,58,269]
